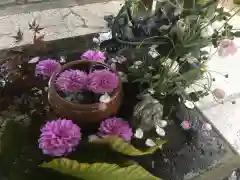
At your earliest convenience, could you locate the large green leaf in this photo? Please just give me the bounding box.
[40,158,160,180]
[90,136,166,156]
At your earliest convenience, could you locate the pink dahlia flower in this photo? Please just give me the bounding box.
[35,59,61,78]
[81,50,106,62]
[218,39,237,57]
[55,69,88,93]
[87,69,118,93]
[39,119,81,157]
[98,117,133,141]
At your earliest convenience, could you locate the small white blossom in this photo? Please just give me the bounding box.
[184,100,194,109]
[163,58,179,74]
[158,120,167,128]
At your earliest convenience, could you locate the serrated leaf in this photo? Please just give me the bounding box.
[90,136,166,156]
[40,158,160,180]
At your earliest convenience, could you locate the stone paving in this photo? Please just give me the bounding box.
[0,0,123,50]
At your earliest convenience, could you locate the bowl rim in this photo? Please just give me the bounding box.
[48,60,122,109]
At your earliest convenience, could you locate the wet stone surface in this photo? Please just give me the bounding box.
[0,35,239,180]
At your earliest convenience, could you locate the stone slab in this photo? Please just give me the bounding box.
[189,13,240,155]
[0,0,123,50]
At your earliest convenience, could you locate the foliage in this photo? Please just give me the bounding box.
[41,158,160,180]
[40,136,164,180]
[115,0,240,101]
[90,136,166,156]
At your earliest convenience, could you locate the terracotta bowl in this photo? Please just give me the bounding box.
[48,60,122,127]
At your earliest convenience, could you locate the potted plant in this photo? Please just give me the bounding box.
[35,50,122,127]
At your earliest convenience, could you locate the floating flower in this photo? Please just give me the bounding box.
[35,59,61,78]
[98,117,133,141]
[87,69,118,93]
[81,50,106,61]
[218,39,237,57]
[93,31,112,44]
[55,69,88,93]
[162,58,179,74]
[39,119,81,157]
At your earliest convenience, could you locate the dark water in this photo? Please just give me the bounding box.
[0,36,238,180]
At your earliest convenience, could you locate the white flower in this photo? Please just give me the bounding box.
[212,20,225,32]
[156,125,165,136]
[134,128,144,139]
[147,88,155,94]
[163,58,179,74]
[201,25,214,38]
[99,93,111,103]
[184,100,194,109]
[93,31,112,44]
[158,120,167,128]
[145,139,156,147]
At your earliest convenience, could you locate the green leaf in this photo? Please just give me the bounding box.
[90,136,166,156]
[40,158,160,180]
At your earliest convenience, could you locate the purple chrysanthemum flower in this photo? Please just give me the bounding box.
[87,69,118,93]
[98,117,133,141]
[39,119,81,157]
[55,69,88,93]
[35,59,61,78]
[81,50,106,61]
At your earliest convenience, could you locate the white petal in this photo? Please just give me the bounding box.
[99,93,111,103]
[184,100,194,109]
[145,139,156,147]
[98,31,112,43]
[156,126,165,136]
[88,134,99,141]
[159,120,167,128]
[134,128,144,139]
[93,37,100,44]
[28,56,40,63]
[202,123,212,131]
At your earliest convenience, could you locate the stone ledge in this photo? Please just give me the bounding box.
[0,0,123,50]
